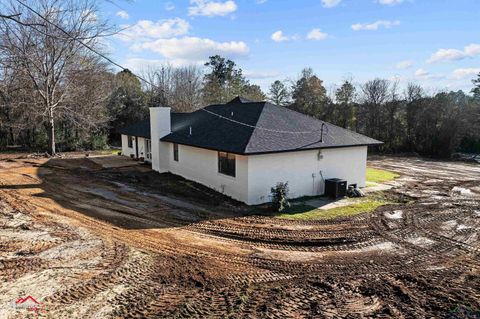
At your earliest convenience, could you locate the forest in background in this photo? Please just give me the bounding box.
[1,0,479,158]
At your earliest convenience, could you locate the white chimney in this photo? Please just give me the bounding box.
[149,107,171,172]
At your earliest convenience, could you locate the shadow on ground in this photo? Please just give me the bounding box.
[1,156,255,230]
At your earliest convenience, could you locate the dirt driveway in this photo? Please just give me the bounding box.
[0,154,479,318]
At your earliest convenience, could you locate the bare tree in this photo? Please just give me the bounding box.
[142,64,203,112]
[360,78,390,138]
[405,82,424,103]
[0,0,112,154]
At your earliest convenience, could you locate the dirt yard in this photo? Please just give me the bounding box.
[0,154,479,318]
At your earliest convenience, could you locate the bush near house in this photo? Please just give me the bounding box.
[270,182,291,212]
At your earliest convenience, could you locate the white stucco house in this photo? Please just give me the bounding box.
[119,97,382,205]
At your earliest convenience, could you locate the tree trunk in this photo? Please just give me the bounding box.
[46,108,55,155]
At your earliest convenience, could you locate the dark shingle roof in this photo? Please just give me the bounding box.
[160,97,382,155]
[117,113,188,139]
[118,119,151,138]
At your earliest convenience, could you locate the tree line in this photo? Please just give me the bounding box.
[272,69,480,157]
[1,0,479,157]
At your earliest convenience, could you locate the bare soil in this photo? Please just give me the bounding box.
[0,154,479,318]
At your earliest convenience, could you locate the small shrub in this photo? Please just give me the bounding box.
[270,182,290,212]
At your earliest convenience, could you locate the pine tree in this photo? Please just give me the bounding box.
[291,68,328,118]
[269,80,290,106]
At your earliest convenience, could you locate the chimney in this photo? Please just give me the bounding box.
[149,106,171,172]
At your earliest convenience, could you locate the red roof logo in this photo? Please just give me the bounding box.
[14,295,43,313]
[16,296,40,305]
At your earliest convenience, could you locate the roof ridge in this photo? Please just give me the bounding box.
[239,102,266,153]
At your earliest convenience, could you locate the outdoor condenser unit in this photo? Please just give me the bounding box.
[325,178,347,199]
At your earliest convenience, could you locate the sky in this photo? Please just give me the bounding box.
[100,0,480,94]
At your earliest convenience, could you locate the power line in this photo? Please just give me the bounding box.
[12,0,325,136]
[200,108,323,134]
[13,0,158,88]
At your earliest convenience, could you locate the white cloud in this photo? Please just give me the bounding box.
[125,58,167,70]
[378,0,404,5]
[427,43,480,63]
[116,10,129,19]
[396,60,414,69]
[464,43,480,56]
[321,0,341,8]
[414,68,442,80]
[165,2,175,11]
[427,49,465,63]
[125,57,200,69]
[451,68,480,80]
[351,20,400,31]
[307,28,328,41]
[271,30,289,42]
[256,0,267,3]
[82,10,97,22]
[244,70,280,79]
[135,36,249,64]
[117,18,190,42]
[414,68,429,78]
[188,0,237,17]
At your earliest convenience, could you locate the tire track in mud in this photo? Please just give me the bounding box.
[1,156,479,318]
[44,241,129,305]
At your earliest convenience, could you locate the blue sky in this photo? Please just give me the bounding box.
[101,0,480,94]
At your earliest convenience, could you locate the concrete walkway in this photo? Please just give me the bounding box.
[305,197,363,210]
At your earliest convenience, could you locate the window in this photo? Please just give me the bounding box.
[173,143,179,161]
[127,136,133,148]
[218,152,236,177]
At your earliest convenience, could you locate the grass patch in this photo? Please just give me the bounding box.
[366,167,399,184]
[277,199,387,220]
[97,148,121,155]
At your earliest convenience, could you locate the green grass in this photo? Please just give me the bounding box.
[98,148,121,155]
[276,199,387,220]
[366,167,399,184]
[267,168,400,221]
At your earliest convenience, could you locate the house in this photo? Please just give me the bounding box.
[119,97,382,205]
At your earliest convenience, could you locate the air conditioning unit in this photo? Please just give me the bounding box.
[325,178,347,199]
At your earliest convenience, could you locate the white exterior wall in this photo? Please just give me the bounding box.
[137,137,146,159]
[150,107,171,172]
[121,134,133,157]
[121,135,146,158]
[165,144,250,203]
[247,146,368,205]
